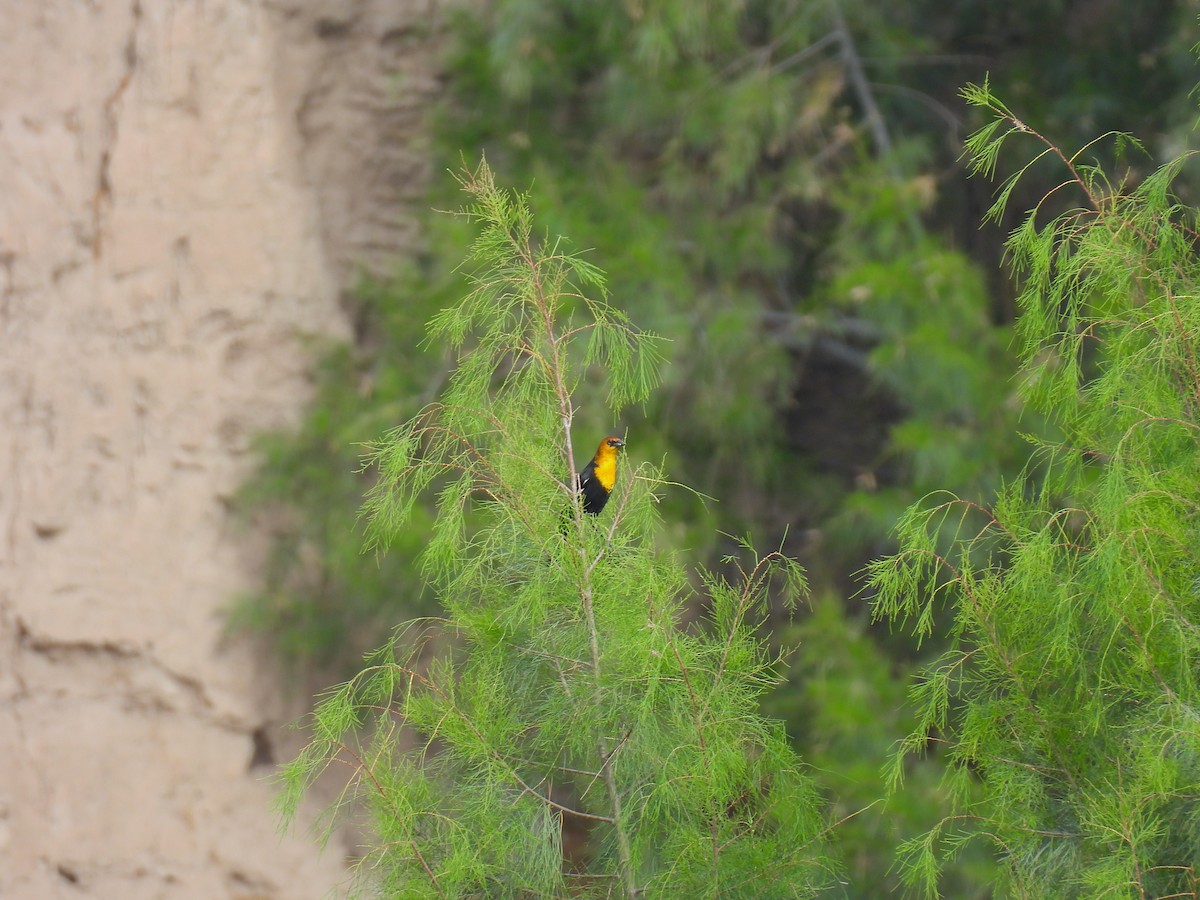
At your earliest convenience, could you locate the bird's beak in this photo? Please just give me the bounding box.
[613,438,626,448]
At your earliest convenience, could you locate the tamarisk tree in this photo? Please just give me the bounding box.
[279,162,834,897]
[871,81,1200,898]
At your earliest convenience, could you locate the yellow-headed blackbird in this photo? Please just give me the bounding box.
[577,436,625,515]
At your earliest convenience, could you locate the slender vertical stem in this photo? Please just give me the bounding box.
[830,0,921,245]
[515,232,639,898]
[830,0,891,160]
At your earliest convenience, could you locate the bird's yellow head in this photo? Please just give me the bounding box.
[592,436,625,491]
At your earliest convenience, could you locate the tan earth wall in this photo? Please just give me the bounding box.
[0,1,444,896]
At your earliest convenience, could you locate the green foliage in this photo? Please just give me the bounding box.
[816,161,1037,582]
[766,597,998,897]
[246,14,1033,887]
[281,163,834,897]
[871,83,1200,897]
[442,0,829,514]
[239,3,1200,893]
[230,0,1200,694]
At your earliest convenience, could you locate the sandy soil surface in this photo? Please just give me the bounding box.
[0,1,443,895]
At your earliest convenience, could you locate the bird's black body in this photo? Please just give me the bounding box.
[577,461,612,515]
[575,436,625,516]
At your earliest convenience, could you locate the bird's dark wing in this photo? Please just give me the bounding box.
[576,461,610,515]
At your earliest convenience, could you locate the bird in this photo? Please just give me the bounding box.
[576,436,625,516]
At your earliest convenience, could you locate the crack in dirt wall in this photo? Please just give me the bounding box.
[0,1,447,896]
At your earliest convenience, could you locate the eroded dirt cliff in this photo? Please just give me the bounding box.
[0,2,444,896]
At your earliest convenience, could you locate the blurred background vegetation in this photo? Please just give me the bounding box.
[232,1,1200,893]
